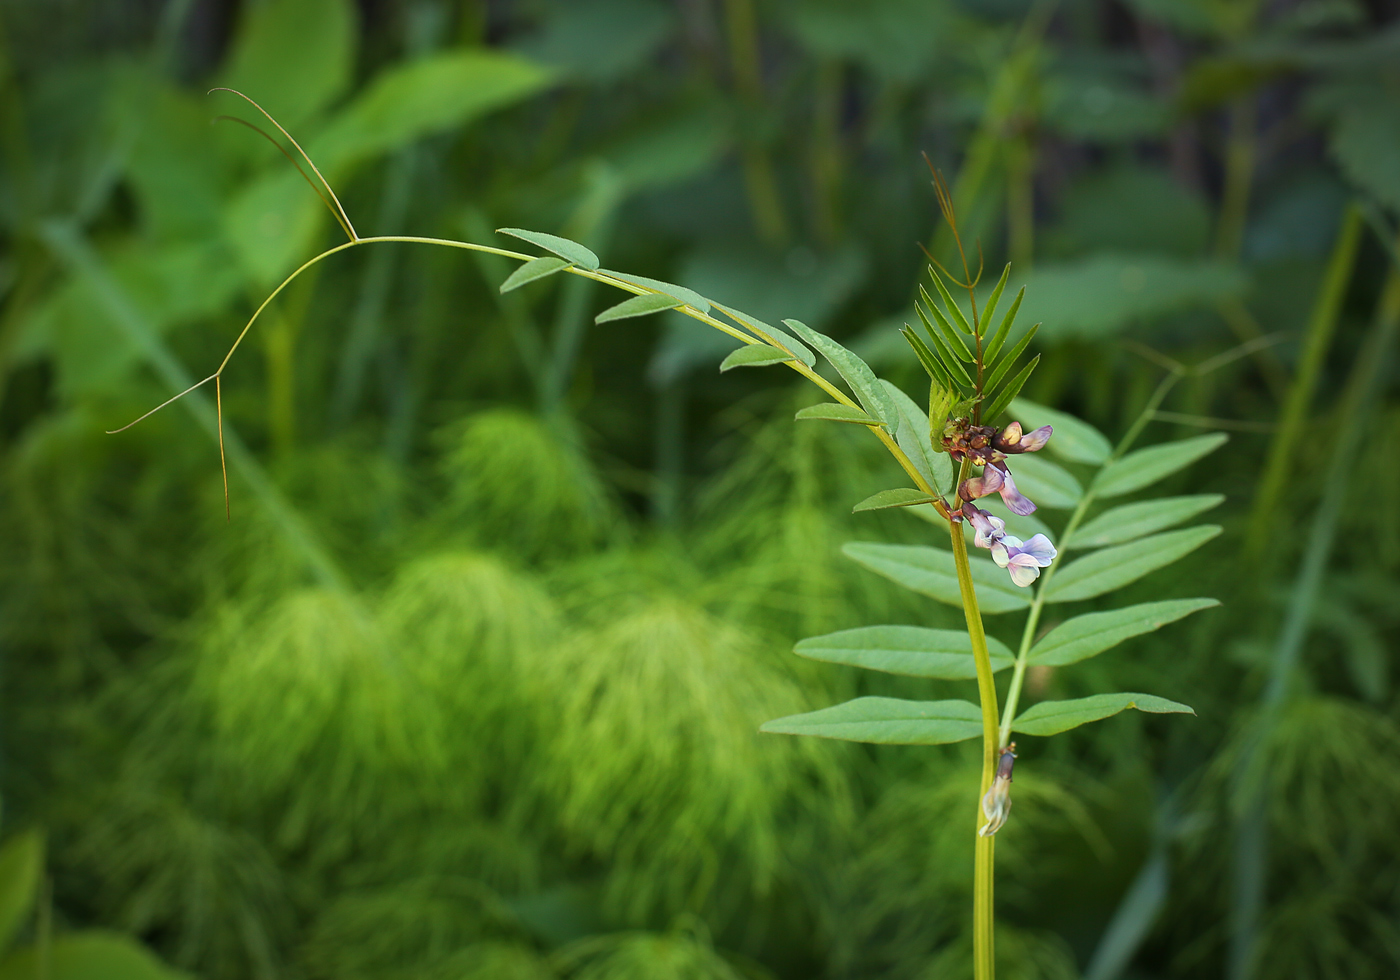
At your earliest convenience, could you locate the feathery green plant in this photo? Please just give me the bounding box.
[107,90,1228,980]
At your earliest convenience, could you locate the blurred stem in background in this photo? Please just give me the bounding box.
[722,0,787,246]
[1230,221,1400,980]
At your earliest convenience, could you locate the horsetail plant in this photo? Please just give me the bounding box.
[110,90,1223,980]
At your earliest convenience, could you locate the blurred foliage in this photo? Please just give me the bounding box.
[1,1,1399,979]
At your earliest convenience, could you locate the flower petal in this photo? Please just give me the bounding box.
[1020,424,1053,452]
[1006,558,1042,588]
[1019,533,1057,566]
[996,465,1037,516]
[958,466,1004,502]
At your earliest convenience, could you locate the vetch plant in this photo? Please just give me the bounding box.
[111,92,1224,980]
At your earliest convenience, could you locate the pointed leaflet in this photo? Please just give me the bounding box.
[921,287,974,356]
[1009,398,1112,465]
[1044,526,1221,603]
[1092,433,1228,498]
[601,270,710,311]
[796,625,1014,678]
[882,380,953,493]
[762,697,982,744]
[903,326,954,388]
[980,264,1012,334]
[1001,452,1080,509]
[927,271,972,334]
[853,489,940,512]
[1071,495,1224,549]
[1027,599,1220,667]
[982,353,1040,423]
[796,403,879,425]
[711,303,815,367]
[497,228,599,270]
[984,323,1039,391]
[499,255,570,293]
[983,285,1024,363]
[842,542,1030,613]
[595,292,681,323]
[917,310,975,387]
[784,319,899,433]
[1012,692,1194,737]
[720,344,793,371]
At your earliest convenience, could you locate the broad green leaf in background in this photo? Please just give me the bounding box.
[719,344,793,371]
[1044,526,1221,603]
[499,228,599,270]
[1004,453,1081,509]
[882,380,953,493]
[842,542,1031,613]
[602,271,709,311]
[0,831,42,952]
[1012,692,1195,737]
[795,403,878,425]
[761,697,982,744]
[1009,398,1113,465]
[784,319,899,433]
[219,0,356,131]
[0,932,188,980]
[1327,88,1400,213]
[595,292,681,323]
[1092,433,1228,498]
[1027,599,1220,667]
[225,52,553,283]
[1019,255,1247,339]
[511,0,676,83]
[499,255,570,293]
[1071,494,1225,549]
[795,626,1014,678]
[853,489,940,512]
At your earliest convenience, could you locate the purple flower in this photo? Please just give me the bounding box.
[994,421,1053,455]
[991,533,1057,588]
[962,503,1005,549]
[958,462,1038,516]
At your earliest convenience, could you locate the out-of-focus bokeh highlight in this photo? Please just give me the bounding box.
[2,1,1399,978]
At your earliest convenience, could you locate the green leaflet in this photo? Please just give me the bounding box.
[903,326,954,388]
[719,344,793,371]
[1003,452,1081,510]
[784,319,899,433]
[761,697,982,744]
[1009,397,1113,465]
[981,354,1039,422]
[496,228,599,270]
[842,542,1030,613]
[600,270,710,311]
[1092,433,1228,498]
[1012,692,1194,737]
[0,932,188,980]
[595,292,681,323]
[795,403,879,425]
[499,255,570,293]
[983,323,1039,393]
[1027,599,1220,667]
[853,489,940,512]
[927,272,972,335]
[983,285,1024,363]
[882,380,954,493]
[0,831,42,951]
[1044,525,1221,603]
[1071,494,1225,549]
[711,303,816,367]
[920,287,974,357]
[795,626,1014,679]
[980,264,1012,333]
[917,306,975,386]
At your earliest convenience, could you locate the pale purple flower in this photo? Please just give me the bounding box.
[979,743,1017,837]
[994,421,1053,455]
[958,462,1037,516]
[991,533,1057,588]
[962,503,1005,549]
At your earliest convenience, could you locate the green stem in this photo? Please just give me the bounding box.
[949,457,999,980]
[997,369,1183,746]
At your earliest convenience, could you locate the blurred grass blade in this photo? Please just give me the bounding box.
[795,626,1014,678]
[761,696,982,744]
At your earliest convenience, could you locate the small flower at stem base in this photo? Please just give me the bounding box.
[979,743,1017,837]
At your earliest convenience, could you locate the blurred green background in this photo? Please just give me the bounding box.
[2,0,1399,978]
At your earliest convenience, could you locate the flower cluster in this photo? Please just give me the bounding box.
[943,417,1057,587]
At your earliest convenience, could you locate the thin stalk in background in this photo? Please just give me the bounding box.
[1229,228,1400,980]
[1245,204,1362,554]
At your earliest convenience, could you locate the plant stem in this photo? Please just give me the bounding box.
[949,457,999,980]
[998,369,1182,745]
